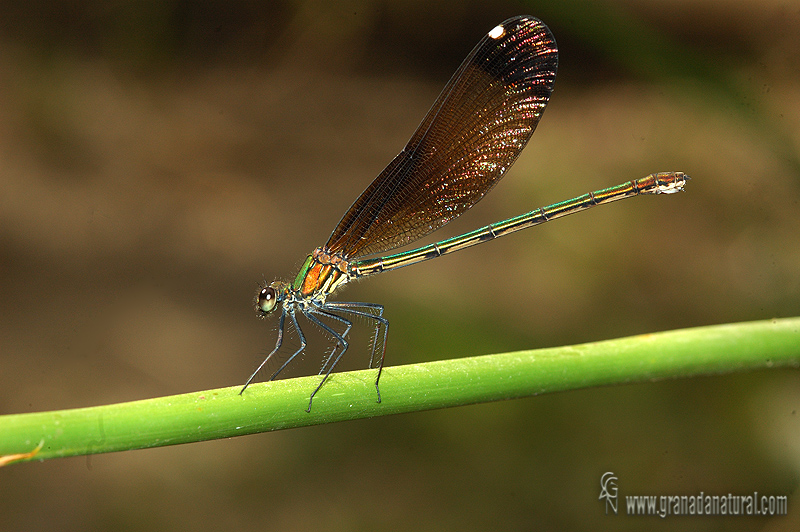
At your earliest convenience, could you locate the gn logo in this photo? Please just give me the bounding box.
[599,472,618,515]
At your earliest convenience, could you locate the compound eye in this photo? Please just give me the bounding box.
[256,286,278,315]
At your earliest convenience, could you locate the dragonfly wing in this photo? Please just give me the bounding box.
[325,16,558,259]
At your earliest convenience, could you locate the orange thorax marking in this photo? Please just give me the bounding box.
[296,248,350,297]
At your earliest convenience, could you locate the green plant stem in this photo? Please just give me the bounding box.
[2,318,799,465]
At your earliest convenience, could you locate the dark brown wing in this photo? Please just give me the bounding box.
[325,16,558,259]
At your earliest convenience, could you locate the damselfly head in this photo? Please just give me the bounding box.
[255,281,287,316]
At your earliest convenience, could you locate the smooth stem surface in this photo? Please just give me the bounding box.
[1,317,799,465]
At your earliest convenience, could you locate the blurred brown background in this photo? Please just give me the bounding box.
[1,0,799,530]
